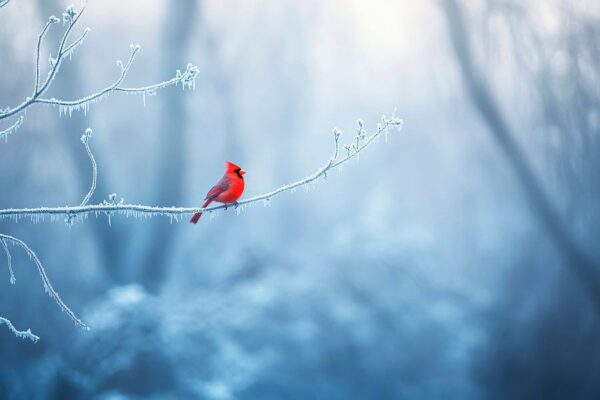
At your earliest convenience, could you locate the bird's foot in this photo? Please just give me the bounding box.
[224,201,240,211]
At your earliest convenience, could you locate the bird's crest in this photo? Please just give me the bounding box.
[226,161,240,170]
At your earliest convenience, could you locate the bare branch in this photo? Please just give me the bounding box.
[1,238,15,284]
[34,48,198,113]
[36,4,87,97]
[58,27,90,65]
[0,3,198,139]
[0,317,39,343]
[0,115,24,142]
[0,114,403,222]
[79,128,96,207]
[34,16,61,94]
[0,233,89,331]
[65,128,97,226]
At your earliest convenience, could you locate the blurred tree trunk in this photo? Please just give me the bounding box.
[37,0,130,285]
[137,0,198,293]
[440,0,600,311]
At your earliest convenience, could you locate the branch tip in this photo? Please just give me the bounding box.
[0,317,40,343]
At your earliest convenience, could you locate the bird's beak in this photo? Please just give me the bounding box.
[240,169,247,176]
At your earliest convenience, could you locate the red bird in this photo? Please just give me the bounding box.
[190,161,246,224]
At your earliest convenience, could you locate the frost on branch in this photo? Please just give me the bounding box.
[102,193,125,226]
[66,128,97,226]
[0,317,39,343]
[63,4,78,25]
[0,2,199,141]
[1,237,15,284]
[0,115,23,142]
[0,233,89,332]
[0,113,404,222]
[79,128,96,207]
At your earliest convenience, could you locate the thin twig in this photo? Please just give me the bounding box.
[34,16,61,95]
[0,233,89,331]
[79,128,96,207]
[0,317,39,343]
[1,238,15,284]
[36,5,87,97]
[0,115,23,142]
[65,128,96,225]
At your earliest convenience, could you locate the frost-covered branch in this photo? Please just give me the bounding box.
[0,115,23,142]
[1,237,15,284]
[0,114,403,222]
[0,0,9,9]
[78,128,96,207]
[33,15,61,95]
[0,2,199,140]
[0,317,39,343]
[65,128,97,226]
[0,233,89,331]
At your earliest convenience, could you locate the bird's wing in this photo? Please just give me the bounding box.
[206,175,231,200]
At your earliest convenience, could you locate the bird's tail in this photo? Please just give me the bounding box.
[190,199,212,224]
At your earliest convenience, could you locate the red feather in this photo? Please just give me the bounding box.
[190,161,246,224]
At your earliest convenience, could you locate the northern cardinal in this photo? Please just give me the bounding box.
[190,161,246,223]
